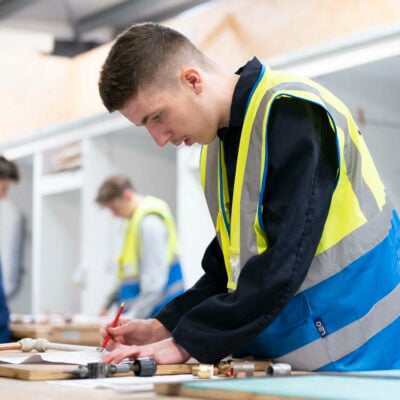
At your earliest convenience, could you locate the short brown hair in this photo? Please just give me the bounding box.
[0,156,19,181]
[99,22,210,112]
[96,175,134,204]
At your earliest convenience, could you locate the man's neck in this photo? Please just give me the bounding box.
[216,72,240,130]
[130,193,144,215]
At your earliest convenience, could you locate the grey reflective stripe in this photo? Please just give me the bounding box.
[275,283,400,371]
[272,81,380,220]
[203,143,220,227]
[239,88,275,267]
[122,281,184,314]
[121,298,137,310]
[161,280,184,302]
[170,255,180,265]
[121,275,139,284]
[297,201,393,292]
[203,141,224,254]
[162,256,184,301]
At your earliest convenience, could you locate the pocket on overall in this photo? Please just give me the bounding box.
[236,293,320,359]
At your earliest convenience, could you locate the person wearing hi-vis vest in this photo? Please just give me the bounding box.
[96,175,184,319]
[97,23,400,372]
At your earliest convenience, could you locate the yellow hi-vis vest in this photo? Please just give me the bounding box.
[118,195,180,283]
[200,64,400,371]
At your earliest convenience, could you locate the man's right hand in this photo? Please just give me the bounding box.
[99,318,171,350]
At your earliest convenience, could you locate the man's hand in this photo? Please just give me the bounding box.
[102,337,191,365]
[99,318,171,350]
[98,306,108,317]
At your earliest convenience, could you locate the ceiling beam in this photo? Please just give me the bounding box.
[75,0,211,36]
[0,0,41,20]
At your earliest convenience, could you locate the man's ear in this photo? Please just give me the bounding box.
[181,68,203,94]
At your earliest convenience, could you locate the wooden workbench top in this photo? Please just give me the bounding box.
[0,377,196,400]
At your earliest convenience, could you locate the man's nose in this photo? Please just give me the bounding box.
[148,128,171,147]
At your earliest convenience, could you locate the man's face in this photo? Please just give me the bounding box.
[0,179,13,199]
[105,196,132,219]
[120,71,218,147]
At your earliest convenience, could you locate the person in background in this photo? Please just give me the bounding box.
[97,23,400,371]
[0,156,19,343]
[96,175,184,319]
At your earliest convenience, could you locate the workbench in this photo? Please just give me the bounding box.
[7,343,395,400]
[0,350,197,400]
[0,377,194,400]
[0,349,271,400]
[5,372,400,400]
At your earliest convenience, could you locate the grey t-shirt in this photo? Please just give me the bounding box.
[123,214,169,319]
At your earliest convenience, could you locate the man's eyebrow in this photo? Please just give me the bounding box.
[140,114,150,126]
[132,114,149,127]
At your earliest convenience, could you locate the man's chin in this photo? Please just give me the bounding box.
[184,138,194,146]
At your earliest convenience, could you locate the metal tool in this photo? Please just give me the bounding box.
[217,358,271,375]
[228,361,255,378]
[70,357,157,378]
[196,364,217,379]
[266,362,292,376]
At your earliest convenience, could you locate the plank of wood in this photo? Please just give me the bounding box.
[156,363,193,375]
[0,364,78,381]
[3,365,193,381]
[176,385,289,400]
[0,362,194,381]
[156,374,400,400]
[0,351,269,381]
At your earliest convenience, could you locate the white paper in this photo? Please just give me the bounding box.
[0,350,103,365]
[48,373,205,392]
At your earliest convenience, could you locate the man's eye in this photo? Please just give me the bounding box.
[152,112,164,122]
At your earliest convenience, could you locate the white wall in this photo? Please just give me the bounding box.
[315,55,400,209]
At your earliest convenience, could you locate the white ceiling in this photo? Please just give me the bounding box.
[0,0,211,56]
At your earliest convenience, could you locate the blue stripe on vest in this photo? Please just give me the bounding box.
[166,262,184,286]
[318,316,400,371]
[118,262,183,305]
[0,259,10,343]
[149,262,184,316]
[118,282,140,303]
[236,211,400,360]
[150,289,185,317]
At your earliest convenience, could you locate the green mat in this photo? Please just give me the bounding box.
[181,373,400,400]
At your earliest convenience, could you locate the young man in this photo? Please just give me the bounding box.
[0,156,19,342]
[96,175,184,319]
[97,23,400,371]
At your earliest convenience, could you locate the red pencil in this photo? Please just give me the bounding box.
[101,302,125,350]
